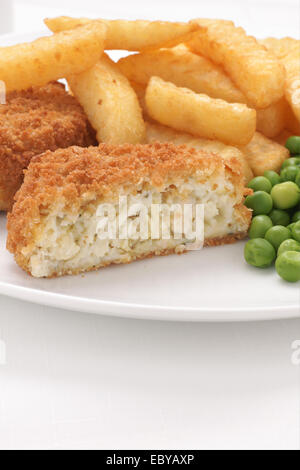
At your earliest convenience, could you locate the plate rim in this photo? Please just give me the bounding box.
[0,31,299,322]
[0,280,299,322]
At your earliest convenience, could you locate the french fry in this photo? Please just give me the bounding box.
[130,81,148,116]
[274,53,300,124]
[0,22,106,92]
[45,16,91,33]
[146,121,253,183]
[45,16,199,51]
[256,98,292,138]
[273,130,293,147]
[118,45,246,104]
[260,37,300,123]
[260,37,299,60]
[188,19,286,109]
[123,52,289,139]
[145,77,256,146]
[240,132,289,176]
[138,30,202,54]
[287,110,300,135]
[68,54,146,145]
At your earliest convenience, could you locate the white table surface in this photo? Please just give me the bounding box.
[0,0,300,450]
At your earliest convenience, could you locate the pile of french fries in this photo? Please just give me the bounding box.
[1,16,299,182]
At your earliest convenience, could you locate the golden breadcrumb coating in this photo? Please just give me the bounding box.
[7,142,251,277]
[0,82,97,211]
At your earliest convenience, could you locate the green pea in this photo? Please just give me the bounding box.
[292,211,300,223]
[244,238,276,268]
[276,251,300,282]
[278,239,300,256]
[248,215,273,239]
[280,166,300,182]
[247,176,272,193]
[244,191,273,215]
[265,225,291,250]
[287,222,296,232]
[295,171,300,188]
[291,220,300,242]
[271,182,300,210]
[285,136,300,155]
[269,209,290,226]
[263,170,281,187]
[281,157,300,169]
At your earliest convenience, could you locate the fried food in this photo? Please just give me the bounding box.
[188,19,286,109]
[44,16,199,51]
[68,54,146,144]
[130,73,288,139]
[0,22,106,92]
[256,97,292,138]
[273,130,294,146]
[260,37,300,122]
[117,45,246,103]
[130,81,149,118]
[0,82,96,211]
[145,121,253,183]
[145,76,256,145]
[240,132,289,176]
[259,37,299,60]
[0,81,5,104]
[287,109,300,134]
[7,143,251,278]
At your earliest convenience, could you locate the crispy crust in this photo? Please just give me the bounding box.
[7,142,251,276]
[0,82,96,211]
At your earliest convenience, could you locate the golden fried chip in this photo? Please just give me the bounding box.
[273,130,293,147]
[188,19,286,108]
[118,45,246,103]
[240,132,289,176]
[260,37,300,123]
[123,53,289,139]
[260,37,299,60]
[45,16,199,51]
[256,98,292,138]
[45,16,91,33]
[145,76,256,146]
[146,121,253,183]
[0,23,106,92]
[130,81,149,116]
[287,110,300,135]
[68,54,146,144]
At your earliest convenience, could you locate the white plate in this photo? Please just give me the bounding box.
[1,214,299,321]
[0,29,299,322]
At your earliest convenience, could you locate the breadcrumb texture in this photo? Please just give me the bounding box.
[240,131,289,176]
[0,82,97,211]
[7,142,251,277]
[145,121,254,183]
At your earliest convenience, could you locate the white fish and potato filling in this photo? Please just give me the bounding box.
[7,142,252,278]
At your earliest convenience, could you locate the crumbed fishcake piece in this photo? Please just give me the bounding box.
[7,142,251,278]
[0,82,96,211]
[145,121,254,183]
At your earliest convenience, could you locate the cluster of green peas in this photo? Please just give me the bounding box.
[244,135,300,283]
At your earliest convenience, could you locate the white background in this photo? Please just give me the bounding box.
[0,0,300,450]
